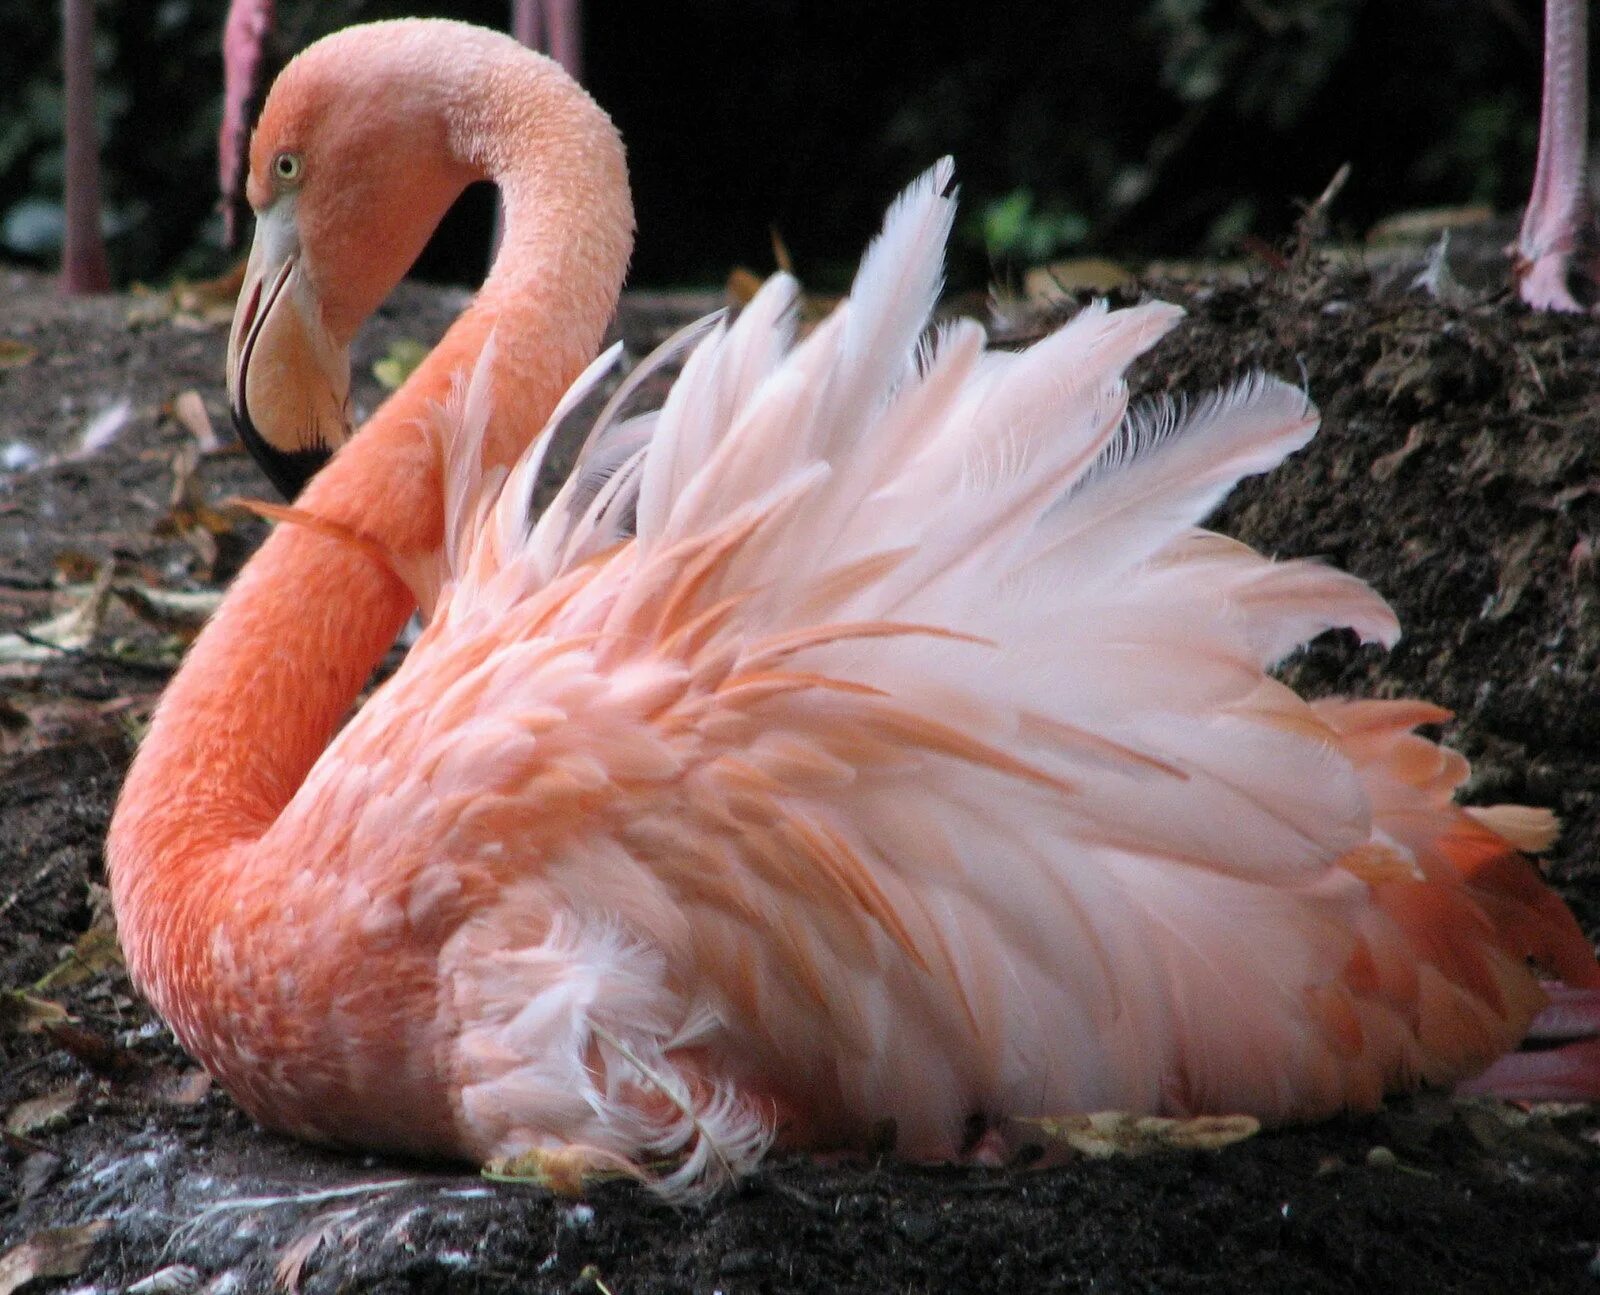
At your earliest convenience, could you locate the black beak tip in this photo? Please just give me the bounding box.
[232,402,332,501]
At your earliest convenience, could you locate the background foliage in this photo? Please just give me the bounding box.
[0,0,1559,290]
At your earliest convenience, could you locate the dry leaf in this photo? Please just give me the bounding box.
[1366,204,1493,245]
[130,1066,212,1110]
[0,339,38,369]
[0,691,144,759]
[1021,1111,1260,1158]
[125,270,239,330]
[1025,257,1135,301]
[34,923,123,994]
[52,550,101,584]
[0,992,69,1036]
[155,446,249,580]
[0,1221,107,1295]
[45,1021,141,1079]
[171,263,246,324]
[484,1144,641,1194]
[0,563,115,668]
[126,1264,202,1294]
[1370,425,1427,482]
[114,582,223,637]
[171,390,224,453]
[5,1084,79,1137]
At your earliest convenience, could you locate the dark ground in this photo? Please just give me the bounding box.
[2,231,1600,1293]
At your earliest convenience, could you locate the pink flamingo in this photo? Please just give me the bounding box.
[108,19,1599,1196]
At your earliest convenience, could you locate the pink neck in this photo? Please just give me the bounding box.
[107,60,633,1019]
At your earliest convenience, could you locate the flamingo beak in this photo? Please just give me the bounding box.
[227,203,352,499]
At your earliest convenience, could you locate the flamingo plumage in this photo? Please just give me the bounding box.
[108,18,1599,1197]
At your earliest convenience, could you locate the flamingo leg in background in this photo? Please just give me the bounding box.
[60,0,110,293]
[513,0,582,80]
[1514,0,1600,310]
[497,1,583,258]
[220,0,276,250]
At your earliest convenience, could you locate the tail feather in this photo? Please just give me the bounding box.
[1026,377,1319,592]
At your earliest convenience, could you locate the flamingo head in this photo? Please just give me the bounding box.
[226,21,483,497]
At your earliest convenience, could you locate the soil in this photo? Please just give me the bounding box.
[3,232,1600,1294]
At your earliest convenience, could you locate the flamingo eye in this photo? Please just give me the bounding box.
[273,152,303,184]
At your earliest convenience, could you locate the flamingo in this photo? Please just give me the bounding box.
[107,18,1600,1197]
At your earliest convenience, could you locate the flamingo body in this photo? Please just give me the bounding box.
[109,22,1598,1197]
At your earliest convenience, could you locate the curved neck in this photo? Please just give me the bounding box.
[108,57,633,999]
[363,48,634,479]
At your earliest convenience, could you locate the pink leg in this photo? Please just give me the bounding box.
[1513,0,1599,311]
[61,0,111,293]
[542,0,583,83]
[219,0,275,250]
[1455,984,1600,1101]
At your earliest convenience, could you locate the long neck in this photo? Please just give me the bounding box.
[108,63,633,985]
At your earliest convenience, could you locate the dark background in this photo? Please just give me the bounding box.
[0,1,1569,291]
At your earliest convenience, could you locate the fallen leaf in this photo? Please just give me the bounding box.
[34,923,123,993]
[0,561,114,667]
[1488,525,1550,622]
[46,1021,141,1079]
[126,1264,202,1294]
[125,272,238,330]
[1020,1111,1260,1158]
[1370,425,1427,481]
[124,1066,212,1110]
[114,582,223,637]
[5,1084,79,1137]
[0,339,38,369]
[0,992,69,1036]
[0,688,148,758]
[1455,1097,1587,1161]
[52,550,101,584]
[172,263,245,323]
[1026,257,1135,301]
[372,338,429,391]
[154,446,250,580]
[484,1145,642,1194]
[171,390,225,453]
[159,1068,213,1108]
[0,1221,107,1295]
[1366,204,1493,245]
